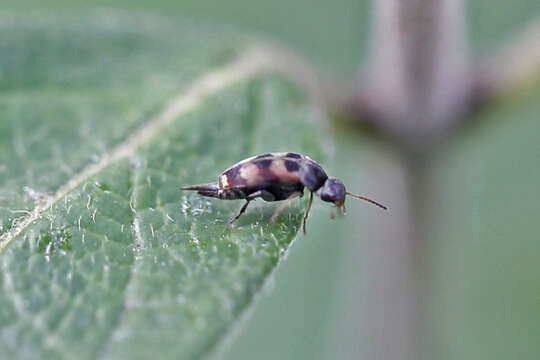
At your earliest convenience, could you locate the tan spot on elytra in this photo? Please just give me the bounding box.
[240,163,263,186]
[269,159,299,182]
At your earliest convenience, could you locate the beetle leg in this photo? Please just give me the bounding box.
[270,191,303,225]
[247,190,275,202]
[227,200,251,226]
[302,191,314,234]
[226,190,275,227]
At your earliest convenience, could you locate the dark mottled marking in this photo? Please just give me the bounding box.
[308,162,326,179]
[256,166,276,183]
[284,159,300,172]
[286,152,302,159]
[254,159,273,168]
[255,153,273,159]
[303,163,328,191]
[267,182,305,201]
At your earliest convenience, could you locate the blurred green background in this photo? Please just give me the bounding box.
[4,0,539,359]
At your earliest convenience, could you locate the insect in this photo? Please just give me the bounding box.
[181,152,387,233]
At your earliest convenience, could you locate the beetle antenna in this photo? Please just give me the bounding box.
[346,192,388,210]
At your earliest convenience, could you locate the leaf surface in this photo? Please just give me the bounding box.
[0,12,324,359]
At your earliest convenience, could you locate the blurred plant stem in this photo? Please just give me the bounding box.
[475,16,540,103]
[331,1,540,359]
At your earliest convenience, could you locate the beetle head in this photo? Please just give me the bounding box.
[320,178,346,208]
[320,177,388,216]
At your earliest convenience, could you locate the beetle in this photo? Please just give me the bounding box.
[181,152,387,233]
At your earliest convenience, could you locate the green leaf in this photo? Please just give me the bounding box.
[0,12,324,359]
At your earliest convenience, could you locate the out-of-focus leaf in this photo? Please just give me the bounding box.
[0,12,323,359]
